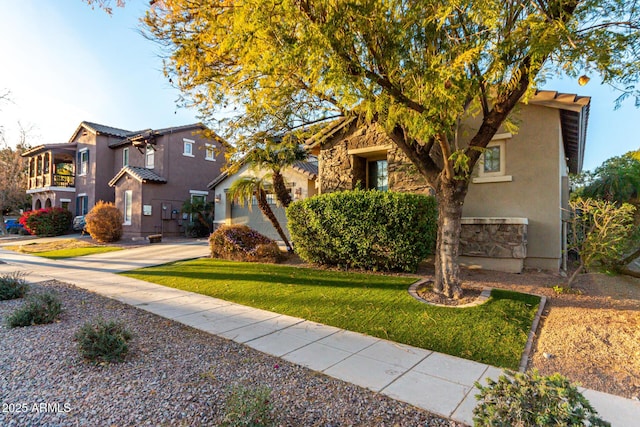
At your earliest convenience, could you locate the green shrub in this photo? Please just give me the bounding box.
[7,292,62,327]
[19,207,72,236]
[473,370,610,426]
[0,272,29,301]
[85,201,123,243]
[222,384,274,427]
[209,224,283,263]
[286,189,437,272]
[75,318,133,363]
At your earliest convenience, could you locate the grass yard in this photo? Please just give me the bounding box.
[122,258,541,369]
[5,239,122,259]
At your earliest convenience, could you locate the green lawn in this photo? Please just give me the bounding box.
[34,246,123,259]
[122,258,540,369]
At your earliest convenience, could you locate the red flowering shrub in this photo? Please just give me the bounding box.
[209,224,283,263]
[19,208,72,236]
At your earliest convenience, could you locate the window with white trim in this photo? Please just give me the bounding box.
[472,134,513,184]
[183,139,194,157]
[123,147,129,167]
[205,143,215,161]
[78,149,89,176]
[123,190,132,225]
[145,145,154,169]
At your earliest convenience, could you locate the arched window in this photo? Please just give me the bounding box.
[35,199,42,210]
[45,198,52,208]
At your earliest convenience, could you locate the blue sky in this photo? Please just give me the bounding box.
[1,0,637,172]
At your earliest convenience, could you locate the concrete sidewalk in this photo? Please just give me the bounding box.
[1,244,639,426]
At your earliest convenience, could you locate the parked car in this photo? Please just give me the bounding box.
[72,215,86,232]
[3,218,27,235]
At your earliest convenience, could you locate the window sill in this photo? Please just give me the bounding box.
[205,157,216,161]
[182,153,195,157]
[123,222,132,226]
[472,175,513,184]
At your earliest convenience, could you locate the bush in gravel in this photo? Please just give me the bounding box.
[85,201,123,243]
[287,189,437,272]
[19,207,72,236]
[222,384,274,427]
[0,272,29,300]
[473,369,610,426]
[75,318,133,363]
[209,224,283,263]
[7,292,62,327]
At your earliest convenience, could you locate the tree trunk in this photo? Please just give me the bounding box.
[271,171,292,208]
[433,178,468,299]
[256,189,293,252]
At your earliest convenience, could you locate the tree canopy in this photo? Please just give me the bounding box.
[143,0,640,297]
[578,150,640,204]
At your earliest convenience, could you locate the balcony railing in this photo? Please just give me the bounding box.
[28,174,75,190]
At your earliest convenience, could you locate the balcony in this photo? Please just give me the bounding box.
[28,173,75,190]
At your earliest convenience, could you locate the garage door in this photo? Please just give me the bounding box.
[230,197,290,242]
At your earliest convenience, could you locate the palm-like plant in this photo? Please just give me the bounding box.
[245,139,308,208]
[227,176,293,252]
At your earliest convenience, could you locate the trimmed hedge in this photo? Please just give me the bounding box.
[286,189,437,272]
[209,224,283,263]
[19,207,72,236]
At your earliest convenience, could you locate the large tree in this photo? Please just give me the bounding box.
[143,0,640,298]
[0,129,31,235]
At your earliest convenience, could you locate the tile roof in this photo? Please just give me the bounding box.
[108,166,167,187]
[292,156,318,179]
[107,123,207,148]
[81,122,134,138]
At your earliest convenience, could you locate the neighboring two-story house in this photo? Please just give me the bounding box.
[23,121,226,238]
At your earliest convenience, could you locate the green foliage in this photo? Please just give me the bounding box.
[85,201,123,243]
[7,292,62,327]
[209,224,283,263]
[287,189,437,272]
[181,198,214,237]
[0,271,29,301]
[75,318,133,363]
[474,370,610,426]
[551,285,582,295]
[576,151,640,204]
[567,197,637,286]
[222,384,274,427]
[19,207,72,236]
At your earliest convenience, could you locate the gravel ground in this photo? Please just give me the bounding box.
[0,280,463,427]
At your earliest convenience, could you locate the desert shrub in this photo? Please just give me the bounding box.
[19,207,72,236]
[286,189,437,272]
[209,225,283,263]
[7,292,62,327]
[222,384,274,427]
[84,201,123,243]
[473,370,610,426]
[75,318,133,363]
[0,272,29,301]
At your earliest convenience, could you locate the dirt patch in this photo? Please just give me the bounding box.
[414,281,484,306]
[4,238,101,253]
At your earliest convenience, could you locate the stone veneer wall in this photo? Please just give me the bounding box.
[459,217,528,259]
[319,122,432,195]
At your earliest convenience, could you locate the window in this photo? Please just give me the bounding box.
[123,147,129,167]
[368,159,388,191]
[190,190,208,222]
[145,145,154,169]
[205,143,215,161]
[76,195,88,216]
[472,134,513,184]
[78,149,89,176]
[183,139,194,157]
[123,190,132,225]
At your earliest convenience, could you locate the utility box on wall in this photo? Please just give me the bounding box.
[161,203,172,220]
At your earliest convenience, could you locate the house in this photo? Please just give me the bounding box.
[207,156,318,241]
[23,121,226,238]
[307,91,591,273]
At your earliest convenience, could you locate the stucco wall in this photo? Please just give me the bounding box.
[462,104,563,270]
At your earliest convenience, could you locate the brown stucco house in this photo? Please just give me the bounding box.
[23,121,226,238]
[307,90,591,273]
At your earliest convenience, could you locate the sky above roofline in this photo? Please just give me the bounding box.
[0,0,637,172]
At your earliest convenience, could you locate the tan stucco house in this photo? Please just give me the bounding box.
[23,121,226,238]
[307,91,591,273]
[207,156,318,241]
